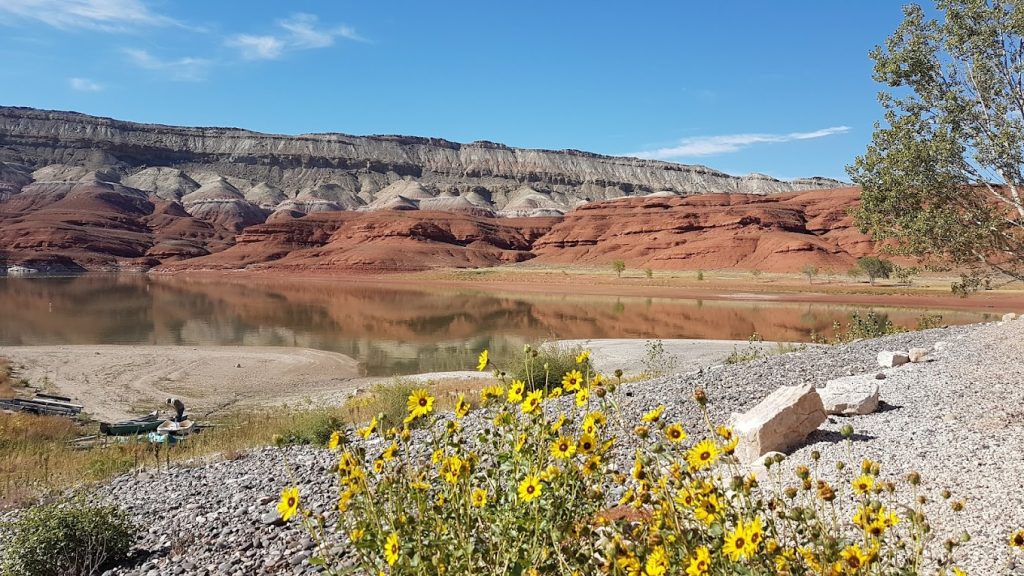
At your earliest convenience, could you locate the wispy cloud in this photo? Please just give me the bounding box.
[124,48,210,81]
[226,35,285,60]
[628,126,851,160]
[0,0,179,32]
[225,13,366,61]
[69,77,103,92]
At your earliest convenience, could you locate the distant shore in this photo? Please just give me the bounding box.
[152,267,1024,313]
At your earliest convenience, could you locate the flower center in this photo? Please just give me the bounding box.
[419,398,427,407]
[701,451,710,460]
[527,485,535,494]
[287,497,295,507]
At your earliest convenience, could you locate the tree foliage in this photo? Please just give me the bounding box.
[857,256,895,285]
[849,0,1024,289]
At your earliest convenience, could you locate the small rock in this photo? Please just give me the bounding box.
[733,383,826,464]
[1003,312,1017,322]
[908,347,929,363]
[874,372,886,380]
[819,375,880,416]
[261,510,285,527]
[877,350,910,368]
[236,363,242,368]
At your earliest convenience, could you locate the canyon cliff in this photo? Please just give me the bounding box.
[0,106,868,273]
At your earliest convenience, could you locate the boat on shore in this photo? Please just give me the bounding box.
[99,411,161,436]
[156,419,194,437]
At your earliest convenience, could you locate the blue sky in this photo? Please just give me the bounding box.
[0,1,914,181]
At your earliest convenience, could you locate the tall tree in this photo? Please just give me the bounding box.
[849,0,1024,291]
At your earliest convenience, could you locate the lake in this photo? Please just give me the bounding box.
[0,275,996,376]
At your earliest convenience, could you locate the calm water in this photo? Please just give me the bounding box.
[0,275,997,376]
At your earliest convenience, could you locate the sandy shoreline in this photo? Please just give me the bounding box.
[0,345,362,422]
[0,338,773,421]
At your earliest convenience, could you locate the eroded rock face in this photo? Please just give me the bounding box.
[159,211,561,273]
[0,106,844,220]
[530,188,873,271]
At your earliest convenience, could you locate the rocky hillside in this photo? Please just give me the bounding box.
[0,106,843,222]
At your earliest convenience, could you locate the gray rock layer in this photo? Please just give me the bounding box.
[0,106,845,220]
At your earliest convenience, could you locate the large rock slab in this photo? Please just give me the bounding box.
[819,375,880,416]
[733,383,826,464]
[877,350,910,368]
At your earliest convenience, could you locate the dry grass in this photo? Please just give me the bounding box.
[0,357,14,399]
[343,377,494,426]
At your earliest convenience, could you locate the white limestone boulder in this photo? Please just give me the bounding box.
[819,374,880,416]
[1002,312,1018,322]
[877,350,910,368]
[733,383,826,464]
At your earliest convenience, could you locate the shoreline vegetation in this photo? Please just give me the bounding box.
[0,306,973,508]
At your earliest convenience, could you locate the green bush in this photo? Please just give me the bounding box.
[507,342,593,391]
[281,410,348,445]
[1,498,137,576]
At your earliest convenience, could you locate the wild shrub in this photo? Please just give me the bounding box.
[1,498,137,576]
[272,350,1009,575]
[505,342,592,392]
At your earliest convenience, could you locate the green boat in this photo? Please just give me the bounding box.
[99,411,161,436]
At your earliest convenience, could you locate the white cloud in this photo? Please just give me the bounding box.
[225,13,365,60]
[226,35,285,60]
[124,48,210,81]
[69,77,103,92]
[629,126,851,160]
[0,0,179,32]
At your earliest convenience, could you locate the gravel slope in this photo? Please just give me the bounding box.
[5,320,1023,575]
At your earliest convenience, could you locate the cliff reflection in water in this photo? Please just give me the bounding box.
[0,275,991,376]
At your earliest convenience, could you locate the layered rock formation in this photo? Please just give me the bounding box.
[0,106,865,273]
[531,188,871,272]
[0,106,843,226]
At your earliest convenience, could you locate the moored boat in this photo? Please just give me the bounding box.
[99,411,161,436]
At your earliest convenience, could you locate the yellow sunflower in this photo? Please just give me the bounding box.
[1011,529,1024,549]
[852,474,874,495]
[644,545,668,576]
[548,386,563,399]
[575,350,590,364]
[471,487,487,508]
[480,385,504,403]
[839,544,871,572]
[518,475,542,503]
[562,369,583,392]
[550,436,576,459]
[382,441,399,461]
[642,404,665,423]
[357,416,377,439]
[327,430,342,451]
[693,493,721,525]
[276,486,300,522]
[521,389,543,414]
[454,393,470,418]
[581,455,601,476]
[617,555,641,576]
[664,423,687,443]
[384,532,400,566]
[476,349,489,371]
[372,458,384,474]
[686,546,710,576]
[440,455,465,485]
[722,523,754,562]
[550,413,567,433]
[575,387,590,407]
[578,433,597,454]
[406,388,434,419]
[508,379,526,403]
[686,438,720,471]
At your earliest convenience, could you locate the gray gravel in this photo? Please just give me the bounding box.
[4,320,1022,575]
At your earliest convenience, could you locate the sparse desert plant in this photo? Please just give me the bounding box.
[611,260,626,278]
[1,497,137,576]
[644,267,653,280]
[696,269,705,281]
[749,268,762,280]
[916,313,944,331]
[893,264,920,286]
[639,339,676,377]
[816,311,905,345]
[279,349,987,575]
[724,332,766,364]
[847,266,865,282]
[801,264,819,284]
